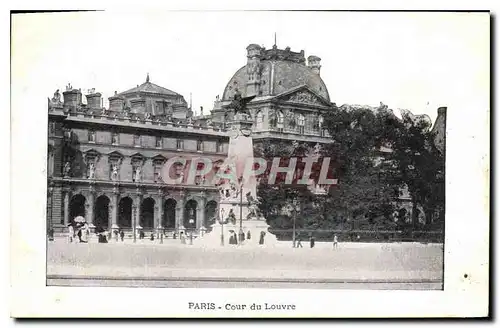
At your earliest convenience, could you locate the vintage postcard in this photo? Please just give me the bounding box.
[10,9,490,318]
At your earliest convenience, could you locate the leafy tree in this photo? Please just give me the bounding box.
[254,103,445,236]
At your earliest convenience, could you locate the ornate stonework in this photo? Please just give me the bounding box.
[285,91,320,104]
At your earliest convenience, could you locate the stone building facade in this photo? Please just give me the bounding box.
[47,79,227,236]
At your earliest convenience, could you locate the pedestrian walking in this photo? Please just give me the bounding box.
[333,235,338,249]
[180,231,186,244]
[310,235,315,248]
[120,230,125,242]
[67,224,74,243]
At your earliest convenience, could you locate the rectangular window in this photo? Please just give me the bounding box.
[134,134,141,147]
[216,140,223,153]
[298,126,305,134]
[155,136,162,148]
[88,130,96,143]
[196,140,203,152]
[176,139,184,150]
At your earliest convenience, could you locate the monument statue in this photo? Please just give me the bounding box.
[52,89,62,104]
[200,91,278,247]
[225,89,255,119]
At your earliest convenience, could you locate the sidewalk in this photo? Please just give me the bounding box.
[47,265,441,282]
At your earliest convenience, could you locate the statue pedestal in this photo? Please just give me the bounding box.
[200,198,278,248]
[198,110,278,248]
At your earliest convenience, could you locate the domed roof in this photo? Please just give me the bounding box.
[222,48,330,102]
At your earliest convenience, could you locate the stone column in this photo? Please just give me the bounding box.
[156,193,164,238]
[111,192,119,230]
[197,192,206,231]
[107,200,113,230]
[63,189,70,227]
[135,194,143,228]
[176,191,185,232]
[87,188,95,227]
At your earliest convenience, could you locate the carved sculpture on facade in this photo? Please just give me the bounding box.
[66,83,73,91]
[63,161,71,177]
[217,181,241,201]
[145,112,152,120]
[134,166,142,182]
[88,163,95,179]
[288,91,319,104]
[111,164,119,181]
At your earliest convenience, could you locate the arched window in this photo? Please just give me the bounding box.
[297,114,305,134]
[255,111,264,129]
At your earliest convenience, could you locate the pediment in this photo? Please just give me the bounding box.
[276,86,331,107]
[130,152,146,160]
[151,154,167,164]
[107,150,124,159]
[84,148,101,158]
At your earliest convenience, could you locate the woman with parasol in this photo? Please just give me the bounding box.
[73,216,87,243]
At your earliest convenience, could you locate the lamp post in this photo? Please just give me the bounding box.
[238,176,244,245]
[189,217,194,245]
[189,207,195,245]
[292,198,298,248]
[132,205,137,243]
[220,208,225,246]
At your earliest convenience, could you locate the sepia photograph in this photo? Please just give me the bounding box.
[10,8,489,318]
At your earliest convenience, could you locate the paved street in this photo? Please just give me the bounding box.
[47,240,443,289]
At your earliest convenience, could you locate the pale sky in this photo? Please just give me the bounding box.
[12,11,489,122]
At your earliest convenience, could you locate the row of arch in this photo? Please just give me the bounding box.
[69,194,218,230]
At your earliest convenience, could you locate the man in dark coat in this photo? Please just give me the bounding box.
[259,231,266,245]
[310,235,315,248]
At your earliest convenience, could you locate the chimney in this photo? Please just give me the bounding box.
[246,44,262,97]
[85,90,102,109]
[63,86,82,110]
[108,91,125,111]
[307,55,322,75]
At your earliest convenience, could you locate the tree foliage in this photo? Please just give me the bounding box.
[255,103,445,234]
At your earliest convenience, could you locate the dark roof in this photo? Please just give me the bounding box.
[119,78,181,97]
[222,60,330,102]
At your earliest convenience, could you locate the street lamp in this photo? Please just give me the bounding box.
[189,207,195,245]
[292,198,298,248]
[238,176,244,245]
[220,208,225,246]
[132,205,137,243]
